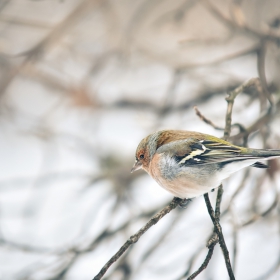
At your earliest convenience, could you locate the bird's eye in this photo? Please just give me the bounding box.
[139,154,144,159]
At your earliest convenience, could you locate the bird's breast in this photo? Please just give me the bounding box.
[148,153,220,198]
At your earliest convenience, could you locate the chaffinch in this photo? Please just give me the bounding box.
[131,130,280,199]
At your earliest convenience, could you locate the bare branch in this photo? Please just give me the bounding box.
[193,106,223,130]
[204,193,235,280]
[224,77,259,140]
[92,197,183,280]
[187,235,218,280]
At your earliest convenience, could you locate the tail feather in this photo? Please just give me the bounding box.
[249,149,280,159]
[251,162,269,168]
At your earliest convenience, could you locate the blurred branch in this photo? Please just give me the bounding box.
[0,0,103,97]
[0,0,10,12]
[231,98,280,142]
[0,15,52,29]
[204,0,280,41]
[241,194,278,227]
[178,44,260,70]
[229,206,238,273]
[193,106,223,130]
[252,203,280,280]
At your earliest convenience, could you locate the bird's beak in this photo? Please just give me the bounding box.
[131,160,142,173]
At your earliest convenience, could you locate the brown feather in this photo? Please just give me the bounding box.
[156,130,206,149]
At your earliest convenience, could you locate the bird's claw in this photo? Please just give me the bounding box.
[179,198,192,209]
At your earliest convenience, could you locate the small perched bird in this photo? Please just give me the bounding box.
[131,130,280,199]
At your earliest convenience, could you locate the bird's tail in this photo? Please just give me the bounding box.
[248,148,280,159]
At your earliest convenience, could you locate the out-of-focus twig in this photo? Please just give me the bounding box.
[0,15,52,29]
[0,0,103,97]
[203,0,280,41]
[230,205,238,273]
[193,106,223,130]
[231,98,280,142]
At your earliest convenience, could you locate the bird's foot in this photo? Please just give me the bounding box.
[179,198,192,209]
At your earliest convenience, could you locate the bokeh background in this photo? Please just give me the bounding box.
[0,0,280,279]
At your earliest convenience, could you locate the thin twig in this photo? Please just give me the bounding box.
[203,0,280,41]
[230,205,238,273]
[252,203,280,280]
[226,77,279,142]
[193,106,224,130]
[221,169,251,218]
[215,185,224,219]
[224,77,259,140]
[92,197,183,280]
[204,194,235,280]
[178,244,205,279]
[187,237,218,280]
[231,98,280,142]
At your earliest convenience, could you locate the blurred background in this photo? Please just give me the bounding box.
[0,0,280,279]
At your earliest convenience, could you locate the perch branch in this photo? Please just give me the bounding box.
[187,234,218,280]
[92,197,183,280]
[204,193,235,279]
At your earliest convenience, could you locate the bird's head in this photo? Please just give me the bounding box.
[131,135,151,173]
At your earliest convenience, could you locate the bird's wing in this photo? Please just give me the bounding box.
[157,138,258,166]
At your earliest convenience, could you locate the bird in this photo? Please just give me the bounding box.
[131,130,280,199]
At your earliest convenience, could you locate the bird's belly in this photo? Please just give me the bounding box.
[149,154,220,198]
[153,174,219,199]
